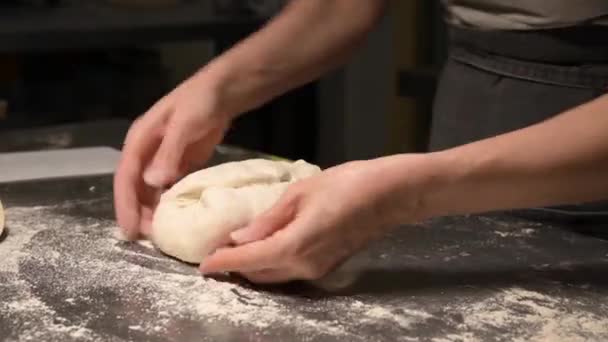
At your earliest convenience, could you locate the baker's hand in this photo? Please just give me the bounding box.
[199,158,422,283]
[114,74,231,239]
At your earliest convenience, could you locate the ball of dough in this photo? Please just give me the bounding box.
[0,199,4,237]
[151,159,321,264]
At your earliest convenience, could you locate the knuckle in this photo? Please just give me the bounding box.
[124,115,160,147]
[124,117,143,142]
[132,115,145,127]
[276,242,295,261]
[280,232,304,256]
[283,183,306,204]
[288,180,307,193]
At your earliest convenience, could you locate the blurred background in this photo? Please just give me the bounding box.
[0,0,446,167]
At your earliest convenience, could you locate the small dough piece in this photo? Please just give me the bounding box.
[0,199,4,237]
[151,159,321,264]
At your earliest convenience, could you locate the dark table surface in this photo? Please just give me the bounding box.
[1,145,607,341]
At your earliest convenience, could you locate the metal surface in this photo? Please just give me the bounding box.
[0,148,607,341]
[0,147,120,183]
[0,119,130,153]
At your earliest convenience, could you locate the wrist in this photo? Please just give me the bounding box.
[191,59,243,121]
[415,144,525,221]
[194,51,285,121]
[413,150,478,220]
[357,153,448,227]
[368,151,478,226]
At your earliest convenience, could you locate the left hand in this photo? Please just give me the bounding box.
[199,158,421,284]
[114,71,231,239]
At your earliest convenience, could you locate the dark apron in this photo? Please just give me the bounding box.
[429,25,608,231]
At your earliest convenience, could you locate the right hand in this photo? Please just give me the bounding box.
[114,73,232,239]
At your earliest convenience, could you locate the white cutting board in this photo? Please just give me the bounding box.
[0,147,120,183]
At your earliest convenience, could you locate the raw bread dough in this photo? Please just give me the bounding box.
[0,199,4,237]
[151,159,321,264]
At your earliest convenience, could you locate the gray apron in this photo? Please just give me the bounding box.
[429,26,608,231]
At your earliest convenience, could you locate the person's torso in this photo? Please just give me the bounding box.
[435,1,608,226]
[442,0,608,30]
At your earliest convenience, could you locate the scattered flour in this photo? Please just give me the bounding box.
[443,288,608,342]
[360,306,432,329]
[0,206,48,273]
[1,202,606,341]
[494,229,537,238]
[0,203,434,341]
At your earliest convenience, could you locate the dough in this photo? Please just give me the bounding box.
[151,159,321,264]
[0,199,4,237]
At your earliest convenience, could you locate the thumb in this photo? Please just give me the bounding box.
[231,192,299,245]
[143,125,188,188]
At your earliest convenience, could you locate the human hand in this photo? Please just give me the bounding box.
[114,73,231,239]
[199,157,425,283]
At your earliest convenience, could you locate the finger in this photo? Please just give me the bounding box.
[113,161,139,239]
[143,119,190,188]
[181,118,229,176]
[144,114,228,187]
[241,269,296,284]
[114,117,162,238]
[182,135,219,173]
[139,188,161,236]
[231,191,299,245]
[199,236,288,274]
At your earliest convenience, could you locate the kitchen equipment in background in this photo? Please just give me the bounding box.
[0,100,7,121]
[106,0,183,9]
[0,0,59,8]
[0,0,317,163]
[0,49,169,131]
[213,0,284,16]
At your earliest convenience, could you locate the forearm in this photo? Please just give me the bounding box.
[382,94,608,223]
[198,0,387,116]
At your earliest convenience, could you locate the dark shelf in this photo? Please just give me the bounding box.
[0,2,265,52]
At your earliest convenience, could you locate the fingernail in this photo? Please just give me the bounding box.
[230,229,253,244]
[143,168,165,187]
[113,228,134,241]
[199,263,215,275]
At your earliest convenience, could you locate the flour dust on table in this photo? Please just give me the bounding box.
[0,200,430,341]
[1,197,607,341]
[0,199,5,239]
